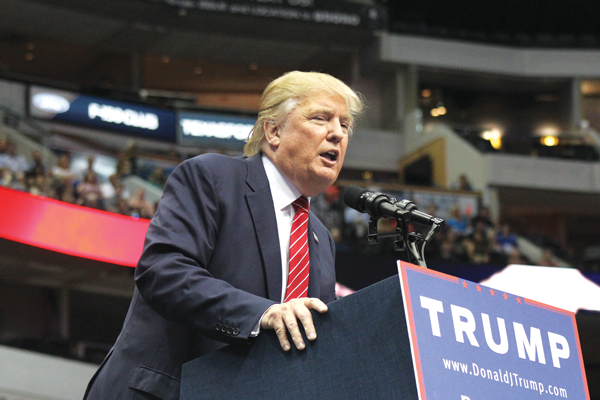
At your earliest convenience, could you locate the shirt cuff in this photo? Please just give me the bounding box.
[251,304,279,337]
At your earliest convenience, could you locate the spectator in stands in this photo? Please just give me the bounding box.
[2,141,29,173]
[10,171,27,192]
[495,223,518,255]
[0,167,11,187]
[311,185,344,242]
[471,205,494,231]
[507,248,527,265]
[463,219,496,264]
[0,138,11,187]
[26,150,46,179]
[28,173,54,198]
[445,204,469,236]
[0,137,8,165]
[82,155,99,182]
[128,188,154,219]
[51,153,76,182]
[122,140,138,176]
[106,175,134,215]
[537,247,559,267]
[454,174,473,191]
[113,196,132,216]
[58,180,76,204]
[77,171,104,210]
[463,229,493,264]
[111,156,132,193]
[436,229,468,262]
[343,203,370,249]
[148,167,167,189]
[51,153,77,203]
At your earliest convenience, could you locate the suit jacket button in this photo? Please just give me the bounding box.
[226,327,233,335]
[233,328,240,336]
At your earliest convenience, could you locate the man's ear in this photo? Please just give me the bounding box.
[263,119,281,148]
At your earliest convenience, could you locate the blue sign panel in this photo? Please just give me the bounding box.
[398,261,589,400]
[29,86,176,142]
[177,111,256,149]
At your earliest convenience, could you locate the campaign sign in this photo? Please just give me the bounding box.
[398,261,589,400]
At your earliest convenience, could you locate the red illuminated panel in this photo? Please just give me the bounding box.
[0,186,150,267]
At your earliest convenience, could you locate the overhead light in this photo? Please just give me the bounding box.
[481,129,502,150]
[362,170,373,180]
[421,89,431,98]
[489,138,502,149]
[539,126,559,136]
[249,62,258,71]
[437,106,447,115]
[25,53,34,61]
[430,108,439,117]
[481,129,501,140]
[194,66,203,75]
[542,136,559,146]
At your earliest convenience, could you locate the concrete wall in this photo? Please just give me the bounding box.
[0,345,97,400]
[343,127,403,172]
[0,79,26,116]
[484,153,600,193]
[379,33,600,78]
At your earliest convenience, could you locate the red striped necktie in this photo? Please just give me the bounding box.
[284,196,310,302]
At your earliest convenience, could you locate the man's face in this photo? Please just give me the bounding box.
[266,92,351,197]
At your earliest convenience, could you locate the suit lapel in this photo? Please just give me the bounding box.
[245,154,282,302]
[307,212,321,299]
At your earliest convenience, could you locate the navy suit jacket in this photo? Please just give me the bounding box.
[84,153,337,400]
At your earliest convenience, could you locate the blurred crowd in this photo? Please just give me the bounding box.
[0,137,160,219]
[0,136,570,269]
[312,185,564,269]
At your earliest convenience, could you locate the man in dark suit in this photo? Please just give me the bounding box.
[84,71,364,400]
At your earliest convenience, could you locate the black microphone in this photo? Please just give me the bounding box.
[343,186,445,228]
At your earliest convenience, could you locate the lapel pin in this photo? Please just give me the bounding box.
[313,231,319,243]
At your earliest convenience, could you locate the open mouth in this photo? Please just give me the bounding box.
[320,150,338,162]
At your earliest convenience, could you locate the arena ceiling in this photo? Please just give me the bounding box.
[388,0,600,48]
[0,0,375,109]
[2,0,600,109]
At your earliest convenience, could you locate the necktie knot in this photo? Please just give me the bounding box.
[292,196,309,214]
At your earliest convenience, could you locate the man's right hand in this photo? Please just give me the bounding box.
[260,298,328,351]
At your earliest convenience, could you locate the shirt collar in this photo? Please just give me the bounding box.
[262,153,308,210]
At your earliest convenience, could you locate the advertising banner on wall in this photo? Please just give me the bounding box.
[0,186,150,267]
[154,0,386,30]
[412,191,479,220]
[29,86,176,142]
[177,110,256,149]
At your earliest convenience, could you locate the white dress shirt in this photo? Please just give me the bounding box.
[261,153,310,302]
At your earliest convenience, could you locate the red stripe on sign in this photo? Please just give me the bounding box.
[0,186,149,267]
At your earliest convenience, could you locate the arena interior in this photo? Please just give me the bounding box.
[1,1,600,399]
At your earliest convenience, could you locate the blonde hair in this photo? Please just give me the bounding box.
[244,71,365,157]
